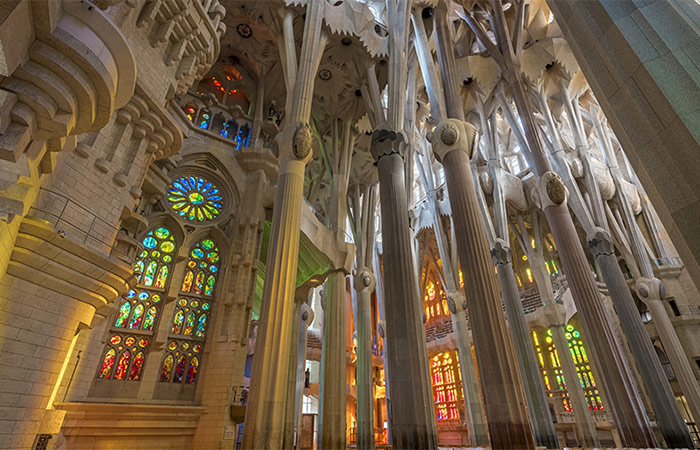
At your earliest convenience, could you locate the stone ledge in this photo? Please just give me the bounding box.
[56,401,204,437]
[7,216,135,314]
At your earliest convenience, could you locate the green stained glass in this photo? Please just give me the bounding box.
[155,228,170,239]
[207,251,219,263]
[202,239,214,250]
[163,255,172,263]
[168,176,223,223]
[161,241,175,253]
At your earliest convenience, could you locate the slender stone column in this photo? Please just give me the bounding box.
[371,130,437,450]
[636,277,700,430]
[320,269,347,450]
[541,192,655,447]
[588,230,694,448]
[462,6,657,444]
[242,2,326,447]
[541,302,600,447]
[354,269,376,450]
[432,7,533,446]
[447,294,488,446]
[491,239,558,448]
[431,121,534,449]
[294,301,314,447]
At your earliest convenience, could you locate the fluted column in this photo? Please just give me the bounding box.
[371,130,436,450]
[242,124,316,450]
[355,269,376,450]
[541,186,654,447]
[431,120,534,449]
[491,239,558,448]
[588,230,694,448]
[541,303,600,447]
[242,2,326,447]
[636,277,700,431]
[320,269,347,450]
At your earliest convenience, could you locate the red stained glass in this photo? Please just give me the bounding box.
[114,350,131,380]
[129,352,145,381]
[186,357,199,384]
[98,349,116,378]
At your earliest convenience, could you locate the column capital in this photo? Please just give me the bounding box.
[587,227,614,258]
[635,276,666,305]
[428,119,476,163]
[490,238,512,266]
[370,128,407,163]
[353,267,376,293]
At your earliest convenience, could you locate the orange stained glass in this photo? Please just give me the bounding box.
[430,351,462,421]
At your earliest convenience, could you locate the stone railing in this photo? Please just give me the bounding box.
[174,92,257,149]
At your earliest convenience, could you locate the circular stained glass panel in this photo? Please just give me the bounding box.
[125,337,136,346]
[168,341,178,351]
[168,176,223,223]
[110,335,122,345]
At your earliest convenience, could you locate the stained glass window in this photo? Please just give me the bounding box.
[168,176,223,223]
[532,326,603,412]
[170,298,212,339]
[134,228,176,288]
[159,340,203,385]
[97,335,150,380]
[430,351,462,421]
[98,227,176,384]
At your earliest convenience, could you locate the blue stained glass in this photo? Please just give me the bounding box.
[138,292,149,301]
[127,290,136,298]
[143,237,157,249]
[168,175,224,223]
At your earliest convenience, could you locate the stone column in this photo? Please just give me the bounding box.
[542,303,600,447]
[320,270,347,450]
[540,185,655,447]
[242,1,326,446]
[430,120,534,449]
[293,294,315,447]
[588,230,695,448]
[354,269,376,450]
[447,294,488,446]
[371,130,437,450]
[491,239,558,448]
[636,277,700,429]
[241,124,316,450]
[194,153,273,448]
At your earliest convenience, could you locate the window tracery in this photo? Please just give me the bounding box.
[96,227,177,383]
[159,237,220,385]
[532,326,604,412]
[168,176,223,223]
